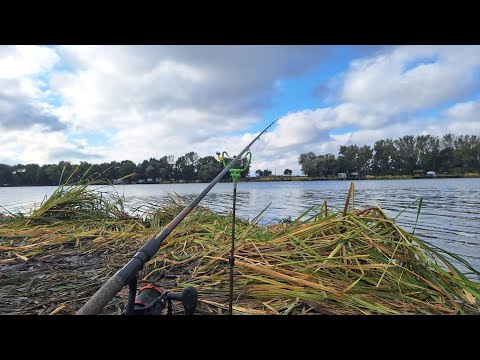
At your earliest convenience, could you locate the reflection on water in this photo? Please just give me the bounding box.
[1,179,479,272]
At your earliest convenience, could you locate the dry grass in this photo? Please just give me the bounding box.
[1,181,479,315]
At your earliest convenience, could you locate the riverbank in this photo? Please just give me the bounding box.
[245,173,480,182]
[1,172,479,187]
[1,182,479,315]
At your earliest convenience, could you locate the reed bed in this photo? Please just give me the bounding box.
[0,182,479,315]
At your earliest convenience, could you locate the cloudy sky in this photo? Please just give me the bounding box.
[1,45,479,175]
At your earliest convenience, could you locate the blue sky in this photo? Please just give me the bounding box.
[0,45,479,174]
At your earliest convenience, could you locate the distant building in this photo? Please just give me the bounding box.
[350,172,359,180]
[147,178,153,183]
[413,170,424,178]
[138,179,146,184]
[113,178,123,185]
[338,172,347,180]
[426,171,436,177]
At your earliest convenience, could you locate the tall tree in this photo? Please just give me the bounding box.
[196,156,223,182]
[337,145,358,173]
[175,152,199,181]
[393,135,417,174]
[118,160,137,178]
[357,145,373,174]
[316,153,337,177]
[298,152,318,176]
[439,133,456,173]
[24,164,40,185]
[0,164,13,185]
[372,139,396,175]
[157,156,174,181]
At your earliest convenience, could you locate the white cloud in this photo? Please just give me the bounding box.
[446,99,480,122]
[342,45,480,113]
[247,46,480,175]
[0,45,59,79]
[0,128,106,165]
[50,45,331,131]
[444,98,480,134]
[38,45,333,169]
[1,45,480,177]
[0,45,62,131]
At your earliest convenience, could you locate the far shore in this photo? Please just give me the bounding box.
[1,173,479,187]
[244,173,480,182]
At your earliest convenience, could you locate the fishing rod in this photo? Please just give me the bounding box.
[76,118,279,315]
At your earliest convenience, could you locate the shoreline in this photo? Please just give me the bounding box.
[1,174,479,187]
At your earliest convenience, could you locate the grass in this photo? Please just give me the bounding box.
[0,178,479,315]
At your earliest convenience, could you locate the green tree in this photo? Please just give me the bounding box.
[175,152,199,181]
[416,135,440,171]
[137,159,150,179]
[0,164,13,185]
[45,164,60,184]
[24,164,40,185]
[118,160,137,178]
[337,145,358,173]
[298,152,318,176]
[316,154,337,177]
[392,135,417,175]
[36,166,50,185]
[156,156,173,181]
[146,164,159,179]
[372,139,396,175]
[357,145,373,174]
[196,156,223,182]
[438,134,456,173]
[106,161,119,181]
[454,135,480,172]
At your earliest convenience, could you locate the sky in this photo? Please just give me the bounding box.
[1,45,479,175]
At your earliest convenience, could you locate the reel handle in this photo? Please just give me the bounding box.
[169,286,198,315]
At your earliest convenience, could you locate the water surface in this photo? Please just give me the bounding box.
[1,179,479,272]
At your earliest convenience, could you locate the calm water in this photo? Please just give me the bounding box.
[1,179,479,273]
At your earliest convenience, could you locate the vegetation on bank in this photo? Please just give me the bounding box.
[1,180,479,315]
[2,133,480,187]
[0,152,249,187]
[299,133,480,178]
[247,173,480,182]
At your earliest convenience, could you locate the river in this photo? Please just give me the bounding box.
[1,178,479,273]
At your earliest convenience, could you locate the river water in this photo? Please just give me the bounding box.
[1,178,479,273]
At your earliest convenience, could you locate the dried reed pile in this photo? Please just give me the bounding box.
[1,181,479,314]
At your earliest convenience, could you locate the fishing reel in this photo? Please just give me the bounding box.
[123,284,198,315]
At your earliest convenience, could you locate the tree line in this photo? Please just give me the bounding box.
[299,134,480,177]
[0,152,250,186]
[3,133,479,186]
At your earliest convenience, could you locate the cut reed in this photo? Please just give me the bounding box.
[0,181,479,315]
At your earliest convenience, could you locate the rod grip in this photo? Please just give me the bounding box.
[76,274,125,315]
